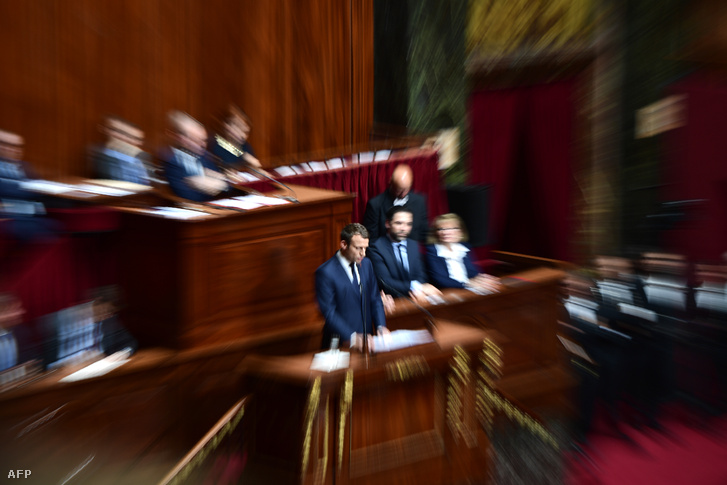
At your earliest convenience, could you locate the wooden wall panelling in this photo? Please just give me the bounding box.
[0,0,374,178]
[352,0,375,146]
[0,1,59,178]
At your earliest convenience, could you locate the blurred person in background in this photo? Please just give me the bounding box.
[0,293,39,368]
[363,164,429,243]
[210,105,262,171]
[90,285,137,356]
[0,129,59,245]
[425,213,501,293]
[90,115,155,186]
[163,110,228,202]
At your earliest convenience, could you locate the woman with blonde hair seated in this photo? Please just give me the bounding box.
[425,213,500,293]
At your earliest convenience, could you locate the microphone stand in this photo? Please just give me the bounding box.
[208,152,299,203]
[243,164,299,203]
[359,262,370,368]
[378,279,438,334]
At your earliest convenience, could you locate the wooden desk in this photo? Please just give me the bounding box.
[239,320,492,485]
[117,185,354,349]
[386,266,575,413]
[0,253,573,484]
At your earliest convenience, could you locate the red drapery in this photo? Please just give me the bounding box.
[468,78,576,261]
[246,149,447,225]
[665,72,727,261]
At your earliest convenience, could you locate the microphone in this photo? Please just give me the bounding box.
[377,278,438,332]
[208,151,299,203]
[243,164,299,204]
[357,262,369,358]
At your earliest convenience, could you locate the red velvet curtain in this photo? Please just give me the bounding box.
[246,150,447,224]
[469,79,576,261]
[665,72,727,261]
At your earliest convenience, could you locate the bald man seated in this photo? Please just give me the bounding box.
[162,110,229,202]
[362,164,429,243]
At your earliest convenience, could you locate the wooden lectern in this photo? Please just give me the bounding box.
[239,320,496,485]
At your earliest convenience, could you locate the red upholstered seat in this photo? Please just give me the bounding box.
[47,207,120,233]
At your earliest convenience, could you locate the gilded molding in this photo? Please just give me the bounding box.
[446,346,471,444]
[338,370,353,473]
[302,376,322,475]
[385,355,429,381]
[167,402,246,485]
[476,339,558,449]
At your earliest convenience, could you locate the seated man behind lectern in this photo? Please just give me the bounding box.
[315,223,389,351]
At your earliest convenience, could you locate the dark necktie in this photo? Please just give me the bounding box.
[350,262,360,292]
[397,243,409,276]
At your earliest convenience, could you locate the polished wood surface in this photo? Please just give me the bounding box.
[0,0,374,178]
[385,265,576,412]
[0,253,574,484]
[117,184,354,349]
[239,320,492,485]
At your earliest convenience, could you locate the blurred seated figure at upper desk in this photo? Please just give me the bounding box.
[210,105,262,171]
[425,213,501,294]
[163,110,228,202]
[90,115,154,186]
[0,129,59,244]
[0,292,39,372]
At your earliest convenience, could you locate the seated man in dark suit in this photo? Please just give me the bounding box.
[315,223,389,350]
[362,164,428,243]
[368,206,441,303]
[163,110,229,202]
[0,129,59,244]
[90,115,154,186]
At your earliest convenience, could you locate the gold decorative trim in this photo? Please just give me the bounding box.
[302,376,322,475]
[162,401,246,485]
[338,370,353,473]
[385,355,429,381]
[476,339,558,449]
[214,134,244,158]
[446,346,471,444]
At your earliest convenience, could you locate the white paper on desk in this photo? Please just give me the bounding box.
[308,161,328,172]
[91,179,151,191]
[149,206,209,219]
[60,349,131,382]
[374,150,391,161]
[209,197,264,210]
[359,151,375,164]
[310,350,350,372]
[239,194,291,206]
[235,171,260,182]
[19,180,76,195]
[373,329,434,353]
[326,158,344,169]
[73,183,134,197]
[274,166,296,177]
[557,336,594,364]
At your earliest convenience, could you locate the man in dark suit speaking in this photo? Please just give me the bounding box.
[315,223,389,350]
[362,164,428,243]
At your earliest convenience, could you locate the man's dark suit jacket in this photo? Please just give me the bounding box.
[163,149,224,202]
[210,136,256,169]
[425,244,481,289]
[315,255,386,348]
[91,145,152,185]
[368,237,427,298]
[362,190,428,243]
